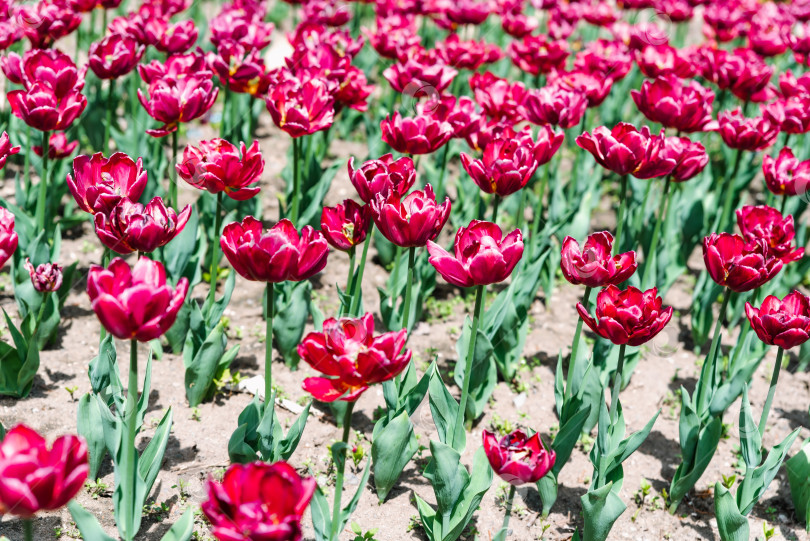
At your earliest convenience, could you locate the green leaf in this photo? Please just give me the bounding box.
[372,410,418,502]
[738,387,762,469]
[413,493,436,540]
[184,322,229,407]
[339,458,372,532]
[277,401,311,461]
[536,472,557,517]
[139,408,173,499]
[714,482,750,541]
[444,446,493,541]
[736,427,800,515]
[77,393,107,480]
[428,368,464,452]
[310,485,332,541]
[424,440,469,518]
[273,280,312,367]
[581,482,627,541]
[88,334,118,394]
[159,508,195,541]
[453,315,496,423]
[67,501,117,541]
[786,438,810,528]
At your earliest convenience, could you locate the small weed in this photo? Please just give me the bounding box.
[190,407,201,422]
[85,479,110,499]
[65,386,78,401]
[350,522,379,540]
[762,521,775,540]
[489,414,514,437]
[721,473,737,490]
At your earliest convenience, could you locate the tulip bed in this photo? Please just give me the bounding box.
[2,0,810,540]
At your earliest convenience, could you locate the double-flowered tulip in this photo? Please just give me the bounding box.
[266,77,335,138]
[703,233,783,292]
[523,85,587,129]
[427,220,523,287]
[576,123,676,178]
[176,139,264,200]
[371,184,451,247]
[665,137,709,182]
[576,285,673,346]
[0,131,20,170]
[138,74,219,137]
[299,312,411,401]
[482,429,555,485]
[0,207,17,269]
[25,259,63,292]
[762,147,810,196]
[88,33,145,80]
[347,154,416,203]
[144,19,198,55]
[94,197,191,255]
[631,75,717,133]
[8,83,86,133]
[67,152,148,215]
[34,132,77,160]
[736,205,804,264]
[561,231,637,287]
[717,109,780,151]
[380,112,453,155]
[202,461,315,541]
[321,199,371,252]
[220,217,329,283]
[0,425,88,517]
[87,257,189,341]
[746,291,810,350]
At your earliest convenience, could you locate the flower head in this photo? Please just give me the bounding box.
[576,285,673,346]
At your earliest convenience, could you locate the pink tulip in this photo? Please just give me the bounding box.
[176,139,263,200]
[94,197,191,255]
[67,152,148,215]
[371,184,450,248]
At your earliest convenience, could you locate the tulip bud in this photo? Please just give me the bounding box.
[94,197,191,255]
[25,258,63,292]
[33,132,78,160]
[0,207,18,269]
[0,131,20,170]
[482,429,555,485]
[88,33,145,80]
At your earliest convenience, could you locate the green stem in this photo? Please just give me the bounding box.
[641,176,672,289]
[401,247,416,331]
[436,142,451,200]
[35,130,50,231]
[220,86,231,139]
[342,247,356,317]
[614,176,628,255]
[719,149,744,232]
[125,339,139,541]
[104,80,115,153]
[451,284,485,447]
[34,291,49,333]
[491,195,501,224]
[291,137,301,224]
[23,519,33,541]
[500,484,516,538]
[632,180,653,247]
[206,192,223,305]
[696,289,732,411]
[230,88,239,142]
[609,344,627,424]
[757,347,783,438]
[24,125,30,195]
[265,283,274,411]
[330,400,356,541]
[348,224,372,316]
[516,187,527,235]
[780,195,788,216]
[169,130,178,210]
[566,286,592,398]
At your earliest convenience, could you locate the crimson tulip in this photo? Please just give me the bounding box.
[762,147,810,197]
[16,1,81,49]
[436,34,502,70]
[550,69,613,108]
[176,139,263,200]
[25,258,63,292]
[371,184,451,248]
[665,137,709,182]
[347,154,416,204]
[442,0,493,26]
[382,50,457,94]
[717,109,780,151]
[0,425,88,517]
[576,285,673,346]
[0,130,20,169]
[87,257,189,341]
[703,233,783,292]
[561,232,637,287]
[482,429,555,485]
[501,11,539,39]
[202,461,315,541]
[779,70,810,99]
[523,85,587,129]
[210,9,274,50]
[138,74,219,137]
[631,75,717,133]
[0,207,18,269]
[335,65,373,113]
[576,123,676,179]
[762,97,810,135]
[67,152,148,215]
[138,48,208,84]
[380,112,453,155]
[94,197,191,255]
[88,33,145,80]
[695,47,773,102]
[574,39,633,81]
[299,312,411,401]
[8,82,87,132]
[508,33,569,75]
[33,132,77,160]
[427,220,523,288]
[746,291,810,349]
[634,44,695,78]
[209,41,273,96]
[736,205,804,264]
[220,217,329,283]
[1,48,84,95]
[144,19,198,55]
[266,77,335,138]
[469,71,527,124]
[321,199,371,252]
[366,17,420,60]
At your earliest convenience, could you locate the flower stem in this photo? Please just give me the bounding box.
[23,519,33,541]
[696,289,732,411]
[500,484,516,539]
[104,80,115,153]
[780,195,788,216]
[220,86,230,140]
[401,246,416,331]
[330,400,356,541]
[451,284,485,447]
[609,343,627,424]
[342,247,356,317]
[566,286,592,398]
[125,339,139,541]
[34,291,50,334]
[491,195,501,224]
[614,175,628,255]
[349,224,373,316]
[24,125,31,194]
[719,149,744,232]
[758,347,784,438]
[169,130,178,210]
[206,192,223,305]
[291,137,301,224]
[641,176,672,289]
[516,187,527,235]
[435,142,450,200]
[265,283,274,412]
[35,130,50,231]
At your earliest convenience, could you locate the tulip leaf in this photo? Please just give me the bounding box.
[444,446,493,541]
[339,457,372,532]
[165,297,194,354]
[454,314,496,422]
[372,410,418,502]
[67,501,117,541]
[738,387,762,469]
[275,399,311,461]
[536,472,557,517]
[424,440,469,517]
[77,393,108,481]
[786,438,810,529]
[159,508,194,541]
[581,481,627,541]
[88,333,119,395]
[0,422,3,441]
[713,483,750,541]
[183,322,233,407]
[273,280,312,368]
[428,368,465,452]
[161,206,203,286]
[414,493,437,540]
[551,404,591,477]
[310,485,332,541]
[736,427,800,516]
[139,407,173,499]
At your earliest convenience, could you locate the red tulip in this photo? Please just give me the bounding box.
[746,291,810,349]
[442,0,494,26]
[703,233,783,292]
[138,74,218,137]
[299,313,411,401]
[94,197,191,255]
[463,118,514,154]
[266,77,335,138]
[220,217,329,283]
[138,47,208,84]
[371,184,451,248]
[702,3,749,43]
[634,44,696,78]
[574,38,633,81]
[321,199,371,252]
[144,19,198,55]
[582,0,618,25]
[523,85,587,129]
[302,0,351,26]
[610,21,669,50]
[8,82,86,132]
[778,70,810,99]
[762,147,810,197]
[748,21,788,57]
[717,109,780,151]
[209,41,273,96]
[656,0,693,22]
[420,95,480,142]
[576,123,676,178]
[176,139,263,200]
[507,33,568,76]
[561,232,637,287]
[366,17,420,60]
[380,112,453,155]
[0,130,20,170]
[0,207,18,269]
[382,49,457,94]
[202,461,315,541]
[762,97,810,135]
[576,285,673,346]
[469,71,527,124]
[631,75,717,133]
[33,132,77,160]
[334,65,373,113]
[736,205,804,264]
[25,258,63,292]
[550,69,613,108]
[89,33,145,80]
[665,136,709,182]
[87,257,188,341]
[695,47,773,102]
[0,425,88,517]
[210,10,274,50]
[16,2,81,49]
[460,126,563,196]
[68,152,148,215]
[0,19,23,51]
[427,220,523,287]
[347,154,416,204]
[482,429,555,485]
[501,11,538,39]
[1,48,85,96]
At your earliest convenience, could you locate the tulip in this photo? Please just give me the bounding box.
[366,18,420,60]
[575,123,676,178]
[779,70,810,99]
[574,39,633,81]
[0,425,88,519]
[1,48,84,95]
[695,47,773,102]
[762,147,810,197]
[86,257,189,342]
[0,207,18,269]
[631,75,717,133]
[0,130,20,170]
[33,132,77,160]
[702,233,783,293]
[138,74,219,138]
[202,461,316,541]
[443,0,493,26]
[335,66,373,112]
[482,429,555,485]
[176,139,263,200]
[550,69,613,108]
[501,11,538,39]
[144,19,198,55]
[746,291,810,350]
[736,205,804,264]
[138,48,208,84]
[436,34,502,70]
[717,109,780,152]
[8,82,87,133]
[371,184,450,248]
[762,97,810,135]
[16,1,81,49]
[666,137,709,182]
[209,41,273,96]
[347,154,416,204]
[25,258,63,292]
[321,199,371,252]
[634,44,696,78]
[382,50,457,94]
[523,85,587,129]
[561,232,637,288]
[507,33,569,75]
[469,71,527,124]
[209,10,274,50]
[67,152,148,215]
[88,33,145,80]
[380,112,453,155]
[94,197,191,255]
[265,77,335,139]
[427,220,523,288]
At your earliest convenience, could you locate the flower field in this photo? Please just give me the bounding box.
[0,0,810,540]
